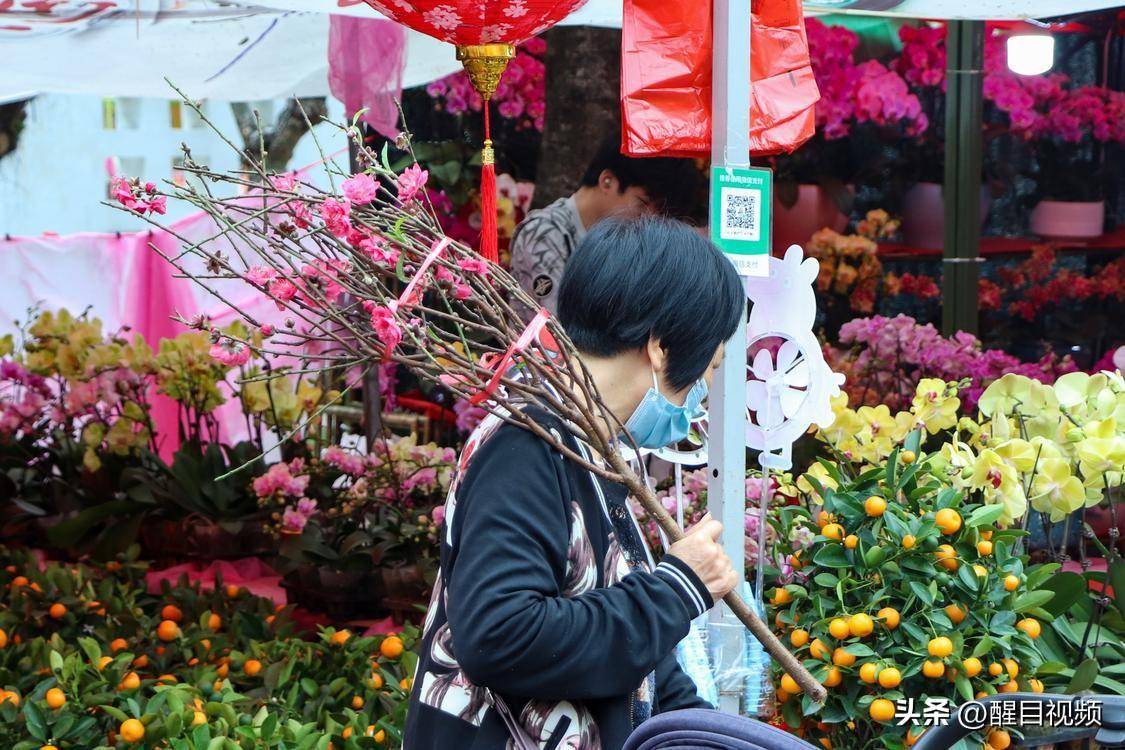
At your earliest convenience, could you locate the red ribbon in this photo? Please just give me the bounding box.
[468,308,555,406]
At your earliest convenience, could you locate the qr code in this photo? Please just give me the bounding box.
[720,186,761,242]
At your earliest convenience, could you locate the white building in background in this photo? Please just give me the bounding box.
[0,93,346,236]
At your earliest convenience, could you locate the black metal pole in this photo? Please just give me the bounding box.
[942,20,985,336]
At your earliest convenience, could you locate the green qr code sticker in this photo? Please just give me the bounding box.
[709,166,772,277]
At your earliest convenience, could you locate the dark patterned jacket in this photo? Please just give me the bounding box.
[402,405,712,750]
[510,196,586,323]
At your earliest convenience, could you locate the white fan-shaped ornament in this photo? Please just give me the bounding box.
[744,245,845,471]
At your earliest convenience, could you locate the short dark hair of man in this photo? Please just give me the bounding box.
[557,216,744,392]
[579,137,702,219]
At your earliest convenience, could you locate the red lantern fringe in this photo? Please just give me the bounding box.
[479,104,499,265]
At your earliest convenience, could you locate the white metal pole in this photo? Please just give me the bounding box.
[708,0,751,716]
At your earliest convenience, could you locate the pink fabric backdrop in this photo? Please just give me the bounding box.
[328,14,406,138]
[0,216,283,458]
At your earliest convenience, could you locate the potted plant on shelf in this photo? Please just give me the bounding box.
[894,23,959,249]
[767,19,857,251]
[1025,84,1123,238]
[259,436,453,621]
[982,34,1125,239]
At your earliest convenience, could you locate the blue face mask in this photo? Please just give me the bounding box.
[623,369,708,449]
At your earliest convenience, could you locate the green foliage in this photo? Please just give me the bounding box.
[771,450,1055,749]
[0,547,416,749]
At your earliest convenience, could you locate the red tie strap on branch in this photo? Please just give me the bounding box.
[469,308,553,406]
[393,237,452,314]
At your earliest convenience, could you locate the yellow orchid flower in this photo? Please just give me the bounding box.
[891,411,919,443]
[797,462,838,499]
[994,438,1036,473]
[978,373,1035,417]
[1029,435,1064,463]
[857,404,896,442]
[1081,417,1117,440]
[910,378,960,433]
[821,405,864,449]
[1055,372,1114,422]
[241,379,270,414]
[296,379,324,413]
[968,448,1027,523]
[934,439,975,487]
[1077,436,1125,482]
[1029,458,1086,522]
[988,414,1013,442]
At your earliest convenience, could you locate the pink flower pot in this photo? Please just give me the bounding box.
[901,182,991,250]
[773,184,849,252]
[1030,200,1105,239]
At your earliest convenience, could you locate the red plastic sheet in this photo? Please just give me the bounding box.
[621,0,820,157]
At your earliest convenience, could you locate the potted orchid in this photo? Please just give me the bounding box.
[257,436,454,620]
[134,327,334,562]
[823,313,1076,414]
[768,19,857,249]
[982,33,1125,238]
[0,309,166,555]
[1024,83,1124,238]
[770,20,933,249]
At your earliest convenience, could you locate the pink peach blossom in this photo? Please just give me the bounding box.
[342,172,380,204]
[396,164,429,204]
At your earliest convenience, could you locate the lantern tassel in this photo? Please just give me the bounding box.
[480,105,499,265]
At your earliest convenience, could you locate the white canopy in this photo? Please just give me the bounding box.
[247,0,1122,22]
[1,0,1120,102]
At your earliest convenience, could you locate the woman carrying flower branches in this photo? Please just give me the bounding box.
[404,216,745,750]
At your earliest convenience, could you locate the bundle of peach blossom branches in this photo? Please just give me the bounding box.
[110,94,824,701]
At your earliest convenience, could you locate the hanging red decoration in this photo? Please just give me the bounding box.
[621,0,820,158]
[360,0,588,264]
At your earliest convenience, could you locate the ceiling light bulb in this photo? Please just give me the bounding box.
[1006,33,1054,76]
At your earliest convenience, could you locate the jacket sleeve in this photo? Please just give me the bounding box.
[654,651,713,713]
[445,423,711,701]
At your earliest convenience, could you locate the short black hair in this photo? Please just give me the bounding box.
[557,216,744,392]
[579,137,701,219]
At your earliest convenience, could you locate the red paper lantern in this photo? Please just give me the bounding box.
[359,1,588,46]
[360,0,588,263]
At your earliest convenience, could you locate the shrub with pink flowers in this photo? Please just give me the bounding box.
[773,19,1125,216]
[825,314,1076,412]
[893,22,1125,201]
[254,436,455,574]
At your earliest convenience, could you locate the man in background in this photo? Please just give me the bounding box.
[511,137,701,321]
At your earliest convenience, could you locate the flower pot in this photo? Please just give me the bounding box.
[282,565,387,620]
[379,563,432,625]
[1029,199,1105,239]
[901,182,991,250]
[773,184,849,252]
[139,516,275,564]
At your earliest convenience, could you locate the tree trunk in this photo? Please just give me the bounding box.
[0,98,29,161]
[533,27,622,209]
[231,97,329,173]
